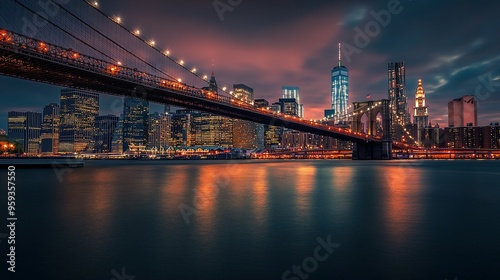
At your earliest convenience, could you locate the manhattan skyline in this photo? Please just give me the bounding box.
[1,0,499,130]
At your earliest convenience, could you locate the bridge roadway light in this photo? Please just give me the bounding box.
[115,17,121,23]
[93,1,98,7]
[134,30,140,36]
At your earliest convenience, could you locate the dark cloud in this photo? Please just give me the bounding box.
[1,0,499,130]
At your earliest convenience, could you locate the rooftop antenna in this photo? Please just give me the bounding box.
[338,42,342,67]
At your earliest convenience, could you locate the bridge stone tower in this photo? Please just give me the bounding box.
[351,99,392,160]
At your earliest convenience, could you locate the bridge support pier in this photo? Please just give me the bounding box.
[352,140,392,160]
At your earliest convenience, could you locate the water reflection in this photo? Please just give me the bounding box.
[193,165,222,246]
[251,166,269,233]
[58,167,115,249]
[332,166,354,191]
[380,165,423,246]
[160,165,190,216]
[295,165,316,223]
[330,166,355,221]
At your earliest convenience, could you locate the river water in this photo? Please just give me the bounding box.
[2,159,500,279]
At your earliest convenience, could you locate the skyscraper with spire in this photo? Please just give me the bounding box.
[413,79,428,145]
[208,61,218,94]
[331,43,349,120]
[388,61,411,140]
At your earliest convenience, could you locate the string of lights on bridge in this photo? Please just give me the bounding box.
[83,1,418,146]
[86,1,236,97]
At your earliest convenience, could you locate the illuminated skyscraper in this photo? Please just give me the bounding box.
[8,111,42,154]
[282,86,304,118]
[111,115,124,153]
[171,110,192,147]
[388,62,410,139]
[233,84,254,105]
[264,102,282,147]
[94,115,119,153]
[233,84,257,149]
[148,112,171,149]
[59,89,99,153]
[254,99,269,149]
[123,97,149,152]
[41,103,60,154]
[413,79,428,145]
[202,64,219,94]
[331,43,349,119]
[191,112,233,147]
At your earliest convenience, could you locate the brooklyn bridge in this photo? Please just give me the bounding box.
[0,0,417,159]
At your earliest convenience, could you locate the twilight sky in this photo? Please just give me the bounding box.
[1,0,499,131]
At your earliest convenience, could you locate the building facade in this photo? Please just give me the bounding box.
[171,110,193,147]
[448,95,477,127]
[111,115,124,153]
[254,99,269,149]
[233,84,254,105]
[191,112,233,147]
[282,86,304,118]
[8,111,42,154]
[94,115,119,153]
[123,97,149,152]
[232,84,257,149]
[41,103,60,154]
[59,89,99,153]
[148,112,171,150]
[388,62,411,140]
[413,79,428,145]
[331,43,349,119]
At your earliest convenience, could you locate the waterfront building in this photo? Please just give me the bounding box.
[41,103,60,154]
[148,112,171,150]
[59,88,99,153]
[94,115,119,153]
[8,111,42,154]
[191,112,233,147]
[123,97,149,152]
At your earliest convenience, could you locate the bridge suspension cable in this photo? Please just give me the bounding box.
[81,0,233,98]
